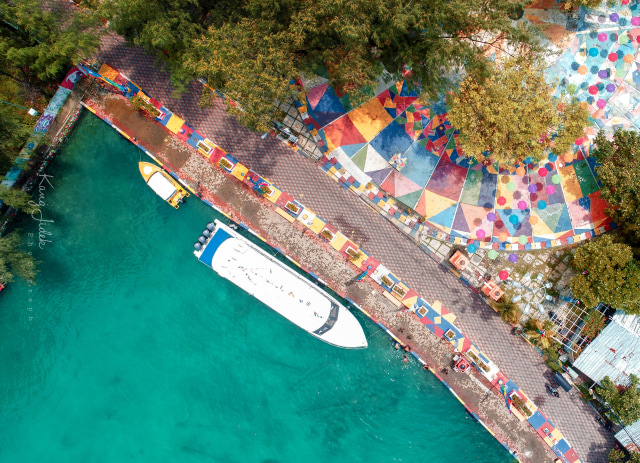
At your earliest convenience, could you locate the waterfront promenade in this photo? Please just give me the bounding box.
[80,83,551,462]
[95,36,614,462]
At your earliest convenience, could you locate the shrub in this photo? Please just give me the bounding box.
[219,158,233,170]
[525,319,557,350]
[346,248,361,261]
[285,202,300,214]
[320,229,334,241]
[258,185,272,196]
[492,298,523,325]
[132,95,161,118]
[582,309,606,341]
[392,285,406,297]
[511,396,532,417]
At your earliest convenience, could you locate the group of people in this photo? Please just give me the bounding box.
[394,341,412,364]
[391,336,413,365]
[394,332,436,372]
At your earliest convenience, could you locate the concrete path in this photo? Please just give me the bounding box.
[98,35,614,462]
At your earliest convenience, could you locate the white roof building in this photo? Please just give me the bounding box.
[573,312,640,387]
[573,312,640,452]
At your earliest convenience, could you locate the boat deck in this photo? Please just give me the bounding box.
[196,221,367,348]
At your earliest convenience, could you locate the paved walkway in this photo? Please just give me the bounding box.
[98,35,614,462]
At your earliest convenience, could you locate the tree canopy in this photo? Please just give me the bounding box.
[0,97,32,175]
[563,0,605,10]
[0,0,102,82]
[109,0,540,131]
[570,234,640,313]
[98,0,218,94]
[524,318,557,349]
[0,185,38,213]
[0,229,37,284]
[186,16,299,130]
[447,57,590,166]
[609,448,640,463]
[592,129,640,245]
[597,374,640,425]
[491,297,522,325]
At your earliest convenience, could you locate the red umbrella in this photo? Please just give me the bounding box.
[499,270,509,280]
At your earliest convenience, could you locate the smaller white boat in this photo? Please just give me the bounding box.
[139,162,189,209]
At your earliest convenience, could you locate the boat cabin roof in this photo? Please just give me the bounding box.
[147,172,176,200]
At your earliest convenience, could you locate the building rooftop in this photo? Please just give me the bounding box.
[573,312,640,387]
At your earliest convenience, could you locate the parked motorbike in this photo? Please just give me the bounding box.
[546,384,560,398]
[596,415,612,431]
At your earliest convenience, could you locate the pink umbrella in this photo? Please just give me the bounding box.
[499,270,509,280]
[476,229,486,239]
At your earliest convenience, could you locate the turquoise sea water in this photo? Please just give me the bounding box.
[0,113,511,463]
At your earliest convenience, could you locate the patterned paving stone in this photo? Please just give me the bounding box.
[97,35,614,462]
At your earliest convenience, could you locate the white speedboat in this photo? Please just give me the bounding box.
[194,220,368,349]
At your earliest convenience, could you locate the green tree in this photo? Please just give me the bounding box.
[554,96,592,155]
[183,0,540,131]
[0,101,32,176]
[608,448,640,463]
[570,234,640,313]
[592,129,640,244]
[597,374,640,425]
[0,185,38,214]
[524,318,556,349]
[447,57,590,166]
[0,0,102,82]
[0,229,37,284]
[187,18,299,131]
[608,448,625,463]
[491,297,523,325]
[98,0,216,95]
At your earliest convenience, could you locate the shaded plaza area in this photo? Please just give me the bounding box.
[298,1,640,249]
[303,80,610,247]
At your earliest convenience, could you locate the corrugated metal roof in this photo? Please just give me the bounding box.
[613,312,640,336]
[573,312,640,386]
[615,422,640,452]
